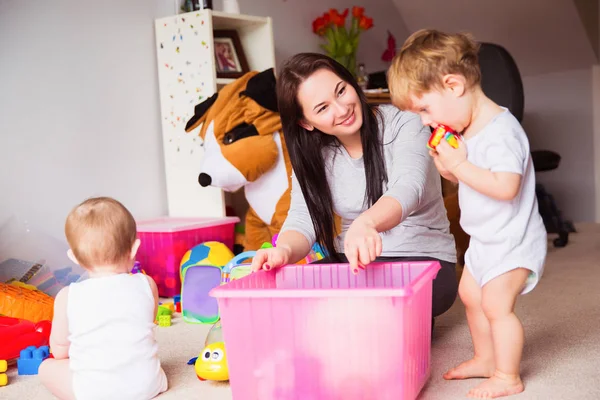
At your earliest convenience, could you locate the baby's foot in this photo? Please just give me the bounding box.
[443,357,494,380]
[467,373,524,398]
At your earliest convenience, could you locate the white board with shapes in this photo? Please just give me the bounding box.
[155,11,224,218]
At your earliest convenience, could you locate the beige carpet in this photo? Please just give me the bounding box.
[4,224,600,399]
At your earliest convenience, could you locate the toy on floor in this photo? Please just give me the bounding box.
[0,359,7,386]
[0,315,52,361]
[0,260,82,298]
[221,251,255,283]
[156,304,173,325]
[180,242,234,324]
[427,124,460,150]
[130,261,146,275]
[271,234,326,264]
[205,319,223,346]
[34,266,82,296]
[195,342,228,381]
[189,320,229,381]
[0,282,54,323]
[0,215,84,296]
[180,238,325,325]
[158,315,172,327]
[174,294,181,313]
[17,345,50,375]
[156,301,175,328]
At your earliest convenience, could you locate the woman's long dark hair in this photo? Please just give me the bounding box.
[276,53,388,260]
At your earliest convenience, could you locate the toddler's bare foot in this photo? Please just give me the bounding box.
[467,372,524,398]
[443,357,495,380]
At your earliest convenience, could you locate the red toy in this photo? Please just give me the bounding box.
[427,124,460,150]
[0,316,52,361]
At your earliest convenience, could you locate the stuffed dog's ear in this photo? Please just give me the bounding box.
[239,68,278,112]
[184,92,218,132]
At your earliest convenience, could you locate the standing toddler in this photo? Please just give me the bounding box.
[388,29,547,398]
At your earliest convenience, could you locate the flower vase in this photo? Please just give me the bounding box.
[332,50,357,77]
[313,7,373,78]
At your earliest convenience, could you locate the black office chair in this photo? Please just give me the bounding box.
[478,42,574,247]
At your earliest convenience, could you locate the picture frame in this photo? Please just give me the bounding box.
[213,29,249,79]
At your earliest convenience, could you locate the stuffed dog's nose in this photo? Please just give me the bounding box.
[198,173,212,187]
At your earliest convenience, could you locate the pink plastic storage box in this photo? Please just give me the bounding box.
[211,261,440,400]
[136,216,239,297]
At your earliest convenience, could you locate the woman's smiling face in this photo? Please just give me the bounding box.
[296,68,363,138]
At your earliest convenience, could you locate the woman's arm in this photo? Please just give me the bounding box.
[251,173,315,271]
[358,197,403,233]
[271,230,313,264]
[278,172,317,255]
[345,111,432,270]
[367,112,432,229]
[49,287,70,359]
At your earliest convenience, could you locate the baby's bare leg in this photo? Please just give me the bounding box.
[444,267,495,380]
[467,267,529,399]
[39,358,75,400]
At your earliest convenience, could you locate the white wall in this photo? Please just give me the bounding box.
[387,0,599,222]
[0,0,407,240]
[232,0,409,73]
[391,0,597,77]
[0,0,175,239]
[522,68,596,223]
[593,65,600,222]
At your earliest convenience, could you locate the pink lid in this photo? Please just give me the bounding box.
[136,216,240,233]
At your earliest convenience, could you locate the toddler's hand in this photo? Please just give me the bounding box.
[429,150,452,176]
[250,246,291,272]
[435,138,467,173]
[344,215,382,274]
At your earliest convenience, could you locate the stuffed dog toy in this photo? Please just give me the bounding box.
[184,69,292,251]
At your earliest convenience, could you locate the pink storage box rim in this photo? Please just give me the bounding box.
[210,261,440,299]
[136,216,240,233]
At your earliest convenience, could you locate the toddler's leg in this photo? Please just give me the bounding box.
[468,267,529,399]
[39,358,76,400]
[444,267,495,380]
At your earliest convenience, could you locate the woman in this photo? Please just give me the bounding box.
[250,53,457,318]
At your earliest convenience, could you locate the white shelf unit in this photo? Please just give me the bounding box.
[154,10,275,218]
[216,77,236,85]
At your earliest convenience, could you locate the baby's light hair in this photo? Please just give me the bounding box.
[388,29,481,110]
[65,197,137,269]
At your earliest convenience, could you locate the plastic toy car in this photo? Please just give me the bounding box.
[0,316,52,361]
[195,342,229,381]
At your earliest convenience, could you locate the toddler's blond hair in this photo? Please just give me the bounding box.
[388,29,481,110]
[65,197,137,269]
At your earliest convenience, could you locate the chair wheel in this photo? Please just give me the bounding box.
[553,236,568,248]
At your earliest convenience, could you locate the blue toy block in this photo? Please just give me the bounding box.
[173,294,181,304]
[18,345,50,375]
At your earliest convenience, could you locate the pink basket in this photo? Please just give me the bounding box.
[211,261,440,400]
[136,216,239,297]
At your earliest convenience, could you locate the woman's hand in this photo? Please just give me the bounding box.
[344,215,382,274]
[250,245,292,272]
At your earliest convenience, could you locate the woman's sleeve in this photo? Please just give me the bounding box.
[381,113,433,221]
[279,172,317,246]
